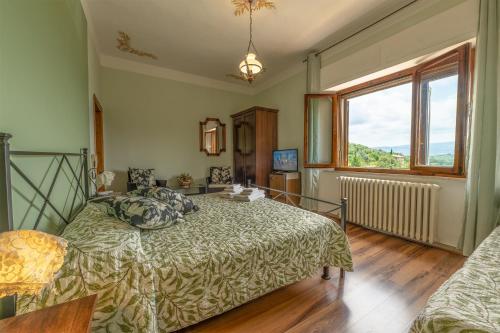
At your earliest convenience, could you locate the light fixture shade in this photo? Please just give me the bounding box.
[239,53,262,75]
[97,170,115,187]
[0,230,67,297]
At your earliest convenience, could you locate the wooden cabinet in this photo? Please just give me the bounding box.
[232,106,278,187]
[269,172,301,206]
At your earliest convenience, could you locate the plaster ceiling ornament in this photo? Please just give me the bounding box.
[116,31,158,60]
[227,0,274,84]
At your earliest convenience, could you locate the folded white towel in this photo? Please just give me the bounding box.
[223,188,243,195]
[240,187,263,194]
[219,192,237,199]
[241,187,255,191]
[233,192,266,202]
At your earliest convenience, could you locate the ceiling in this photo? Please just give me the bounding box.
[84,0,413,90]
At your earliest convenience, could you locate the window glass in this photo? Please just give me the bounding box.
[346,81,412,169]
[418,73,458,167]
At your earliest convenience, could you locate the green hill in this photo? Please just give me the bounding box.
[348,143,454,168]
[428,154,454,166]
[349,143,409,169]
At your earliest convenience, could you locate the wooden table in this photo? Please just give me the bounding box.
[0,294,97,333]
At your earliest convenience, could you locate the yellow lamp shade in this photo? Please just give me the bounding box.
[239,53,262,75]
[0,230,67,297]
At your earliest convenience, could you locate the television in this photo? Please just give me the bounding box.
[273,149,298,172]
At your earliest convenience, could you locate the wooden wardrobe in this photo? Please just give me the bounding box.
[232,106,278,187]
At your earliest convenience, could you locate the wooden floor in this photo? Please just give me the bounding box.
[181,224,465,333]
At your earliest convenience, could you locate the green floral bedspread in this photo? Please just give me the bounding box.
[17,195,352,332]
[409,226,500,333]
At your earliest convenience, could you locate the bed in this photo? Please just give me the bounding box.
[0,133,352,332]
[409,226,500,333]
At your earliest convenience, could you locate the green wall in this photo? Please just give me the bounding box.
[0,0,89,232]
[253,71,307,168]
[0,0,89,151]
[101,67,251,191]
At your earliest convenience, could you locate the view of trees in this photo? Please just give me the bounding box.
[428,154,454,166]
[349,143,410,169]
[348,143,454,169]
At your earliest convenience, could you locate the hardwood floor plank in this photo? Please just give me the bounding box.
[181,224,465,333]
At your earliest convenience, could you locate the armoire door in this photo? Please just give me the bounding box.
[243,112,256,185]
[233,115,246,184]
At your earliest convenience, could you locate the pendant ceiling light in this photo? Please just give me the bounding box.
[228,0,275,84]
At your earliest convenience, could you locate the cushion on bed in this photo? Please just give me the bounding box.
[93,195,183,229]
[129,168,156,188]
[209,166,232,184]
[129,186,199,215]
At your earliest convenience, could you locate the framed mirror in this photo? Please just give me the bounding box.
[199,118,226,156]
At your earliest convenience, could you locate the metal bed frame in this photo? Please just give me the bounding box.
[247,181,348,280]
[0,133,90,318]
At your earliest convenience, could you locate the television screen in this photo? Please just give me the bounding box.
[273,149,298,172]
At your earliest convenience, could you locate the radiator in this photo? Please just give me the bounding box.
[339,176,440,244]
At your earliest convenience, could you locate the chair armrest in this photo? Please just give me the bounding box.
[156,179,167,187]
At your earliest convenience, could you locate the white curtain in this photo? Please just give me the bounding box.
[302,53,321,210]
[461,0,500,255]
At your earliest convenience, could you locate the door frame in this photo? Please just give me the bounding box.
[93,95,104,176]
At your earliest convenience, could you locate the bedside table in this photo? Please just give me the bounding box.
[0,294,97,333]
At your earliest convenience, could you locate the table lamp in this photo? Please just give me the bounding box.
[0,230,67,317]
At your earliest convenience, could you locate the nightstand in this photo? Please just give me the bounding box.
[0,294,97,333]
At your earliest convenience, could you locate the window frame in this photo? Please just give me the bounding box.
[326,44,471,177]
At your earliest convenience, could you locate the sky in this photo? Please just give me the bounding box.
[348,75,458,148]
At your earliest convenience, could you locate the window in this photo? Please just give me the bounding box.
[418,72,458,167]
[304,44,471,177]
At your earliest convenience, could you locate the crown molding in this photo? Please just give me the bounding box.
[100,55,255,95]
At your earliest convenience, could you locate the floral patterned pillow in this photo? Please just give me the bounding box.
[209,167,232,184]
[93,195,183,229]
[129,187,199,215]
[129,168,156,188]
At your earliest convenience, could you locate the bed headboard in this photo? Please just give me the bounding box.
[0,132,90,233]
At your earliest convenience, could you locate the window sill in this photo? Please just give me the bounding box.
[333,167,466,179]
